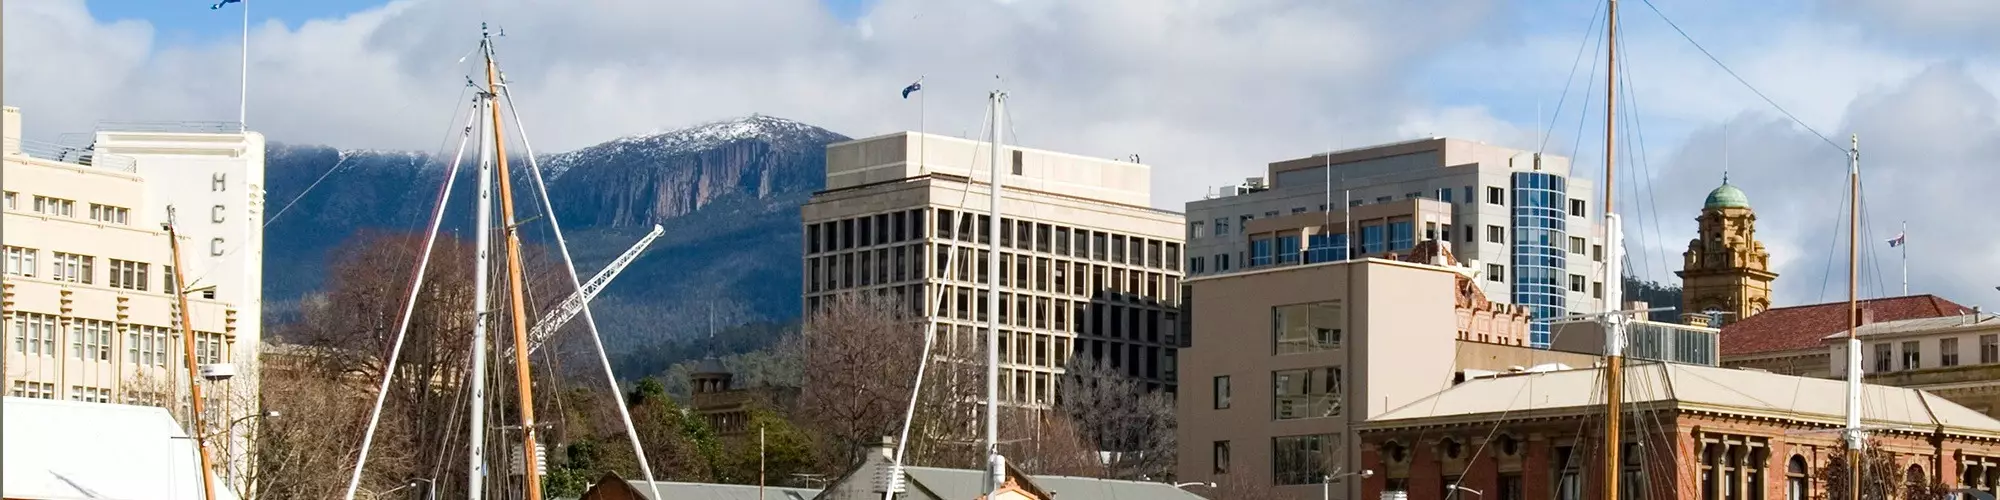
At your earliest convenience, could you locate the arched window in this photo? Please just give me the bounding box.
[1908,464,1927,492]
[1786,455,1809,500]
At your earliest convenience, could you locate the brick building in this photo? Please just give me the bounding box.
[1354,362,2000,500]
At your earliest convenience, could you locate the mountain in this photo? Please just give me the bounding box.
[262,115,849,363]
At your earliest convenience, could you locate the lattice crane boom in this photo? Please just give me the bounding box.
[509,224,663,356]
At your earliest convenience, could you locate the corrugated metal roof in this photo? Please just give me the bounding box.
[1823,313,2000,340]
[621,480,819,500]
[1360,363,2000,438]
[2,397,236,500]
[900,467,1209,500]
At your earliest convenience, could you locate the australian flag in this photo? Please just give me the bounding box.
[901,79,923,99]
[1887,232,1906,247]
[211,0,241,9]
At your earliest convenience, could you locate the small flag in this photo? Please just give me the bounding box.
[901,79,923,99]
[211,0,241,9]
[1887,232,1906,247]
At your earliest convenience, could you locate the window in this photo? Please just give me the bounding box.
[1213,376,1231,409]
[1404,191,1421,199]
[1983,334,1998,364]
[10,381,55,399]
[1190,221,1205,239]
[195,332,227,365]
[1216,253,1231,271]
[71,320,112,361]
[5,246,37,277]
[1011,150,1023,175]
[1213,441,1231,474]
[1874,343,1893,373]
[51,253,92,284]
[1276,235,1300,265]
[32,196,76,217]
[1274,301,1344,354]
[1306,233,1347,263]
[1903,341,1921,370]
[1699,436,1769,500]
[1486,186,1505,205]
[1213,217,1228,236]
[11,313,58,357]
[2,191,14,209]
[69,385,111,403]
[1570,274,1586,293]
[1593,281,1604,299]
[89,204,130,225]
[1486,225,1505,243]
[1593,244,1604,262]
[1786,455,1809,500]
[1272,366,1342,420]
[1387,221,1414,251]
[1374,196,1391,203]
[1263,210,1280,218]
[1440,188,1454,203]
[1570,236,1587,254]
[1238,214,1253,233]
[1272,434,1340,485]
[1349,198,1363,207]
[1569,198,1586,217]
[1249,238,1274,267]
[109,260,149,291]
[1464,225,1474,243]
[1943,338,1962,367]
[1487,264,1505,282]
[1291,207,1308,214]
[1360,224,1385,254]
[127,325,169,367]
[1500,474,1524,500]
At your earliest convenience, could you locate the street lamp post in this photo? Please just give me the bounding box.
[1451,484,1485,500]
[1324,469,1376,500]
[1174,482,1217,489]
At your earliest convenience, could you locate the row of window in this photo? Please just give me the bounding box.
[1191,184,1591,240]
[1208,433,1347,486]
[4,191,132,225]
[9,312,223,366]
[1190,224,1604,277]
[809,208,1183,272]
[1871,334,2000,372]
[805,290,1178,382]
[3,246,168,292]
[806,243,1182,305]
[1209,365,1343,420]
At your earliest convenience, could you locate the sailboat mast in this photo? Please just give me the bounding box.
[467,59,498,500]
[1600,1,1624,500]
[1845,134,1863,500]
[165,208,220,500]
[983,88,1009,495]
[482,27,548,500]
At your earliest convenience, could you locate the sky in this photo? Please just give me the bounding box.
[7,0,1999,310]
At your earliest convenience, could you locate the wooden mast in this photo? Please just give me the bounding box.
[1601,1,1624,499]
[166,207,220,500]
[482,26,547,500]
[1844,134,1862,500]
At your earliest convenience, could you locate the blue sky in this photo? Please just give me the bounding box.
[9,0,2000,306]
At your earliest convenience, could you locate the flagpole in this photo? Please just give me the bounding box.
[239,0,249,131]
[1901,220,1908,297]
[919,77,926,174]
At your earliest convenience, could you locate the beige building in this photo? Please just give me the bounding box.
[801,131,1185,402]
[1824,312,2000,418]
[1175,258,1604,499]
[2,105,264,493]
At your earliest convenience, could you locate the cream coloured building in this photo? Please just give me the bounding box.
[2,105,264,494]
[802,131,1186,403]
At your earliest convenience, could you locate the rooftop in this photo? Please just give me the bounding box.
[2,397,237,500]
[1718,294,1975,356]
[1360,362,2000,438]
[1822,312,2000,341]
[1704,182,1751,209]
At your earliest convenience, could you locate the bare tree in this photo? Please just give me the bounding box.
[796,293,927,470]
[1054,356,1178,481]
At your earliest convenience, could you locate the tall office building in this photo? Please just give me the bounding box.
[801,132,1186,402]
[2,106,265,492]
[1184,138,1603,347]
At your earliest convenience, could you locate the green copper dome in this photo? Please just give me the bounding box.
[1704,183,1750,209]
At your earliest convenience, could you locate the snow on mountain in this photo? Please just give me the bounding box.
[542,114,847,179]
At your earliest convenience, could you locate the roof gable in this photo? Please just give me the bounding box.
[1719,295,1973,356]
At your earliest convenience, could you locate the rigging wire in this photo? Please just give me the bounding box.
[1635,0,1845,154]
[1539,0,1608,155]
[1614,31,1677,285]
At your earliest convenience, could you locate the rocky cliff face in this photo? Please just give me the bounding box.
[540,115,845,228]
[262,115,849,355]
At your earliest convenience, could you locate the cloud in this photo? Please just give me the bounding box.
[6,0,1995,309]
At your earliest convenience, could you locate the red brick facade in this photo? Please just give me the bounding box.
[1359,409,2000,500]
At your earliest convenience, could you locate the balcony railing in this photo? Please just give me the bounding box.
[4,138,137,173]
[95,120,244,134]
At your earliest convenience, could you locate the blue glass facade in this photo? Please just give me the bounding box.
[1511,172,1569,348]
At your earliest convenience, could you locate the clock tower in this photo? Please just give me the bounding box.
[1677,178,1777,327]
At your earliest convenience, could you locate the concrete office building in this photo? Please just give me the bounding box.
[2,106,265,493]
[1175,256,1603,499]
[801,132,1186,403]
[1185,138,1605,347]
